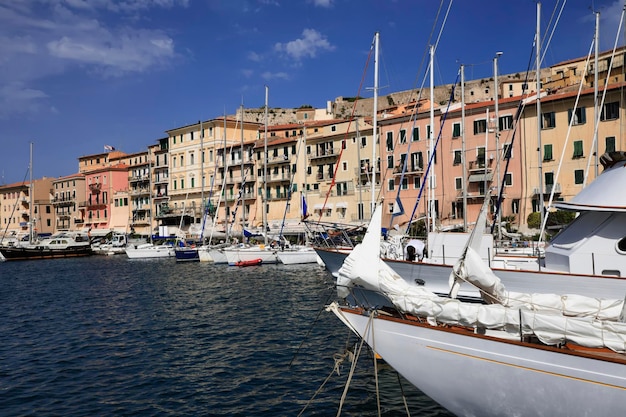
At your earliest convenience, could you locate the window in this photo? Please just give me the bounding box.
[452,123,461,138]
[502,143,513,159]
[401,178,408,190]
[426,125,431,139]
[545,172,554,193]
[386,132,394,151]
[387,155,394,169]
[504,173,512,186]
[453,150,462,165]
[411,152,423,171]
[191,177,195,188]
[473,119,487,134]
[499,115,514,131]
[388,178,395,191]
[512,199,520,214]
[361,136,367,147]
[414,176,421,189]
[342,161,347,171]
[600,101,619,121]
[568,107,587,125]
[477,146,486,167]
[605,136,616,153]
[574,169,584,184]
[543,144,553,161]
[412,127,419,141]
[455,177,463,190]
[399,129,407,144]
[573,140,584,158]
[541,112,556,129]
[181,179,185,189]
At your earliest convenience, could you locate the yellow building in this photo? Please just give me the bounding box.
[0,177,54,239]
[51,173,86,232]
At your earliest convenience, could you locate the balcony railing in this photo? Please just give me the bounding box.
[533,183,561,195]
[266,154,291,165]
[89,183,102,192]
[309,148,339,161]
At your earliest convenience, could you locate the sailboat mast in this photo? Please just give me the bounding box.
[29,142,34,244]
[371,31,379,215]
[429,44,435,233]
[223,111,229,242]
[461,65,468,232]
[148,147,153,243]
[263,86,269,246]
[200,120,204,240]
[240,102,245,233]
[594,11,600,178]
[536,2,545,233]
[494,52,502,241]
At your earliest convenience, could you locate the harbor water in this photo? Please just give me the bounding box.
[0,256,452,416]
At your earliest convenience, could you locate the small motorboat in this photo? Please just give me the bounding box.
[234,258,263,267]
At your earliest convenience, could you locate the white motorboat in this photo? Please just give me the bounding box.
[125,242,175,259]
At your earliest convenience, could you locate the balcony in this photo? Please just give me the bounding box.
[130,187,150,196]
[154,177,169,184]
[225,174,257,185]
[393,164,424,176]
[266,173,291,184]
[533,183,562,195]
[316,172,334,182]
[129,174,149,183]
[468,172,494,183]
[308,148,338,162]
[52,197,75,207]
[266,154,291,165]
[74,218,85,224]
[89,182,102,192]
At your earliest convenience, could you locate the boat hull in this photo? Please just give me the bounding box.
[277,248,320,265]
[235,258,263,267]
[175,247,199,262]
[330,305,626,417]
[125,245,174,259]
[318,247,626,300]
[224,248,278,265]
[0,246,93,261]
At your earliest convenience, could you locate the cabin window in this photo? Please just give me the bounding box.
[616,237,626,253]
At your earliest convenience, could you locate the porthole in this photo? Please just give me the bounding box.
[616,236,626,254]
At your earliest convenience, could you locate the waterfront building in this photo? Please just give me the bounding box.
[51,173,86,232]
[82,163,129,236]
[0,177,54,239]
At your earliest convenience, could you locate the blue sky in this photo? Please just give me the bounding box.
[0,0,624,184]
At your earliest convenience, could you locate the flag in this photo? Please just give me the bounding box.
[301,195,308,219]
[392,196,405,216]
[104,145,115,152]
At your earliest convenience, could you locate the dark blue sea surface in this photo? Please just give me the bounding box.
[0,257,452,416]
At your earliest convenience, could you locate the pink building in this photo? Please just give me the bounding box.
[83,164,129,233]
[379,95,525,235]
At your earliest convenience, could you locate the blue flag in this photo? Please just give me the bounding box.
[301,195,308,218]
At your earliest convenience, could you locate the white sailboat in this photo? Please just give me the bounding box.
[329,166,626,416]
[223,86,279,266]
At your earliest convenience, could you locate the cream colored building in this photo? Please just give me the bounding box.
[51,173,86,232]
[163,117,261,239]
[0,177,54,239]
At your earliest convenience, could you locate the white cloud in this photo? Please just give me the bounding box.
[247,51,262,62]
[308,0,333,7]
[0,82,48,119]
[274,28,335,61]
[261,71,289,80]
[0,0,185,117]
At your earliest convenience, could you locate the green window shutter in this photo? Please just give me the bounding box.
[544,144,553,161]
[606,136,616,153]
[573,141,583,158]
[574,169,584,184]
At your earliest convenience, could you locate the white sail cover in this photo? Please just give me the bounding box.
[338,201,626,352]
